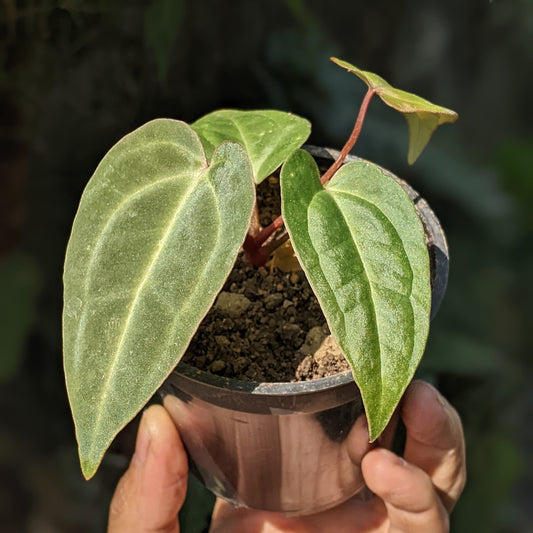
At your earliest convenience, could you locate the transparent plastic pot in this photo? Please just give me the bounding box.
[159,146,449,516]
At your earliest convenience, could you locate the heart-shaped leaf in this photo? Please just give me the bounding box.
[281,150,431,439]
[192,110,311,183]
[63,119,255,478]
[331,57,458,164]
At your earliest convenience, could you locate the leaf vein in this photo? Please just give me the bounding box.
[326,192,384,397]
[72,171,198,372]
[87,175,201,445]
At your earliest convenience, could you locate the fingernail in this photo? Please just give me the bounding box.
[436,389,449,409]
[431,385,449,410]
[379,448,407,467]
[133,409,152,466]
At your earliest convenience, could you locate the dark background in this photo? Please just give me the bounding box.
[1,1,532,531]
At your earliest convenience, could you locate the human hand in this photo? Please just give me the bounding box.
[108,380,466,532]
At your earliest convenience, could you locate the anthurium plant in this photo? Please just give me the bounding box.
[63,58,457,479]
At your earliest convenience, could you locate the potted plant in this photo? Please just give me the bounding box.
[62,58,457,514]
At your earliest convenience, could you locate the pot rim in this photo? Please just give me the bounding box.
[174,360,355,396]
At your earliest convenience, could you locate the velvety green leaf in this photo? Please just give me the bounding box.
[63,119,255,478]
[192,110,310,183]
[331,57,458,164]
[281,150,431,440]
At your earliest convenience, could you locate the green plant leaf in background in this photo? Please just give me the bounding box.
[331,57,458,164]
[192,109,311,183]
[144,0,183,83]
[0,253,42,381]
[63,119,255,479]
[179,476,216,533]
[281,150,431,439]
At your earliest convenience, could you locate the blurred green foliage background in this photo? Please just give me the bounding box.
[1,1,531,531]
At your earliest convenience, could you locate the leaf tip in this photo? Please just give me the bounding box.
[365,407,388,443]
[78,432,108,480]
[368,428,380,443]
[405,108,459,165]
[80,458,99,480]
[330,56,354,73]
[407,147,422,166]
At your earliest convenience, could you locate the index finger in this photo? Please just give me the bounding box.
[401,380,466,511]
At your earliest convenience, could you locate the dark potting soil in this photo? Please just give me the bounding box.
[182,176,350,383]
[182,255,350,382]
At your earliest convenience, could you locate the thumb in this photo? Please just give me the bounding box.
[108,405,188,533]
[362,448,449,533]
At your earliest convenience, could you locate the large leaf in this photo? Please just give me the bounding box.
[281,150,431,439]
[192,109,311,183]
[331,57,458,164]
[63,119,255,478]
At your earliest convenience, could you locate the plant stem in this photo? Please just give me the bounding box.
[242,217,283,266]
[320,86,375,185]
[243,87,375,266]
[252,215,284,248]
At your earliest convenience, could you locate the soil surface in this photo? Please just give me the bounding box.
[183,176,350,382]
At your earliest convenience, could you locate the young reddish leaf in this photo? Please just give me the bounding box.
[331,57,458,164]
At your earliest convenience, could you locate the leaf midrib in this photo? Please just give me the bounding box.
[86,172,202,445]
[330,189,415,292]
[319,190,383,392]
[160,171,225,361]
[329,188,417,409]
[72,170,198,372]
[252,110,283,178]
[225,112,280,179]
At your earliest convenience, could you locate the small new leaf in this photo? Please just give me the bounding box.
[63,119,255,478]
[281,150,431,439]
[192,110,311,183]
[331,57,458,164]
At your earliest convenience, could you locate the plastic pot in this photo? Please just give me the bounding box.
[159,146,449,516]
